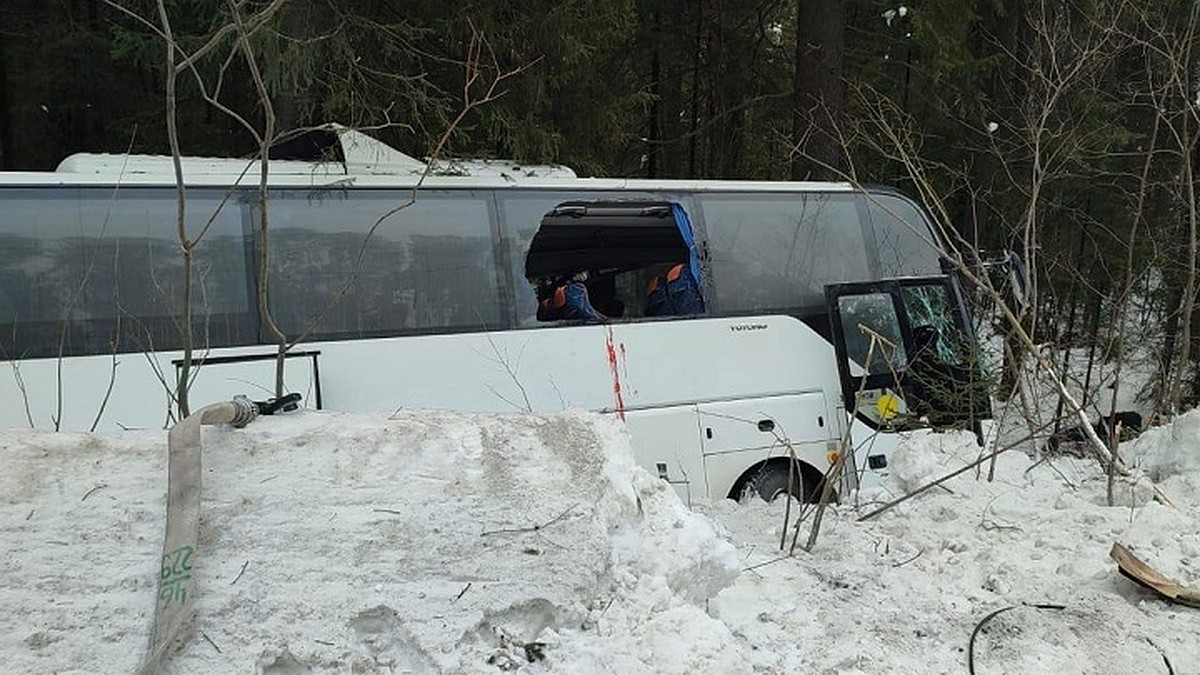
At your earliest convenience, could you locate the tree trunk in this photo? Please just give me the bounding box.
[791,0,844,180]
[1170,115,1199,412]
[647,10,661,179]
[646,0,686,180]
[645,5,687,178]
[1157,282,1182,413]
[702,3,748,178]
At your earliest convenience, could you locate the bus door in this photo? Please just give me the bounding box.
[824,276,990,444]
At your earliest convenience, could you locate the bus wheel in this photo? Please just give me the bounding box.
[740,461,805,503]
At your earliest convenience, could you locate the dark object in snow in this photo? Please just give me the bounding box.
[1100,410,1144,438]
[967,602,1066,675]
[250,392,303,416]
[1045,411,1143,456]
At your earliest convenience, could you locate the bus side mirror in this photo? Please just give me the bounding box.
[970,249,1028,312]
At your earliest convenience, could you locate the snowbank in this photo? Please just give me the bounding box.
[1117,409,1200,592]
[0,409,740,674]
[1126,408,1200,485]
[5,407,1200,674]
[705,427,1200,674]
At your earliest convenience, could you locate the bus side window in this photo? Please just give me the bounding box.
[866,193,941,278]
[699,193,871,313]
[0,187,253,359]
[499,192,656,327]
[263,190,501,338]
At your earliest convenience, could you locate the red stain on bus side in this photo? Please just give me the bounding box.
[605,326,626,421]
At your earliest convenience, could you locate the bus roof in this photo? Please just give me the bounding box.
[1,123,859,193]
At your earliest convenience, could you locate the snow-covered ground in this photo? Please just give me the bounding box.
[2,407,1198,673]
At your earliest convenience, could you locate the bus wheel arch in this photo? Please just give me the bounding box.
[729,458,832,504]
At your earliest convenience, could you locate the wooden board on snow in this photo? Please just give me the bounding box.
[1111,542,1200,608]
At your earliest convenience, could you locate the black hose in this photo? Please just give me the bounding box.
[253,392,302,416]
[967,603,1065,675]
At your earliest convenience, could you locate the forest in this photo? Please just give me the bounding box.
[1,0,1199,420]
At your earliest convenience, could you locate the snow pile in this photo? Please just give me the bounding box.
[1126,408,1200,485]
[886,430,958,494]
[704,427,1200,674]
[0,409,740,674]
[1117,409,1200,591]
[5,406,1200,674]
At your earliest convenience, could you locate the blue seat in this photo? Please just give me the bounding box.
[537,281,607,322]
[644,263,704,317]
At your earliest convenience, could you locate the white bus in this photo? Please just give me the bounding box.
[0,127,990,502]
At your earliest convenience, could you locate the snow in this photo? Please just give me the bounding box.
[3,406,1199,673]
[882,6,909,27]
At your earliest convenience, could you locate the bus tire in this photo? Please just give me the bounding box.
[740,461,805,503]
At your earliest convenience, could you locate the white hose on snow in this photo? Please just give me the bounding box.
[135,398,258,675]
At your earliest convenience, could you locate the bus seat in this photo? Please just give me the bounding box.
[537,281,607,322]
[586,275,625,318]
[645,263,705,317]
